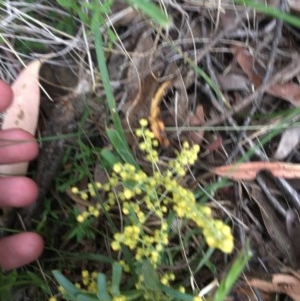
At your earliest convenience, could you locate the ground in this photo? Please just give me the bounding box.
[1,0,300,300]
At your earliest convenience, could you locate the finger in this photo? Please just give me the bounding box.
[0,177,38,207]
[0,129,38,164]
[0,232,44,271]
[0,81,13,111]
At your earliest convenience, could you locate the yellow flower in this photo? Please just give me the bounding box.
[71,187,79,194]
[111,241,120,251]
[113,163,122,173]
[82,270,89,279]
[220,239,234,253]
[80,192,88,200]
[77,214,85,223]
[123,188,133,200]
[139,118,148,127]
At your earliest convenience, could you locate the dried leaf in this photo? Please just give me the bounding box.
[271,82,300,159]
[206,135,223,152]
[250,273,300,301]
[217,73,250,91]
[268,82,300,106]
[274,127,300,159]
[212,161,300,180]
[232,46,300,105]
[149,80,172,147]
[232,45,264,88]
[0,59,42,175]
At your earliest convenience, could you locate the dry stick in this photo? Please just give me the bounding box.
[245,137,300,217]
[202,1,300,217]
[201,17,248,161]
[227,0,285,163]
[256,175,286,217]
[274,178,300,212]
[195,8,251,64]
[226,0,300,213]
[206,55,300,127]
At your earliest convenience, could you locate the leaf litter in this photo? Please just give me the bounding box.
[2,0,300,300]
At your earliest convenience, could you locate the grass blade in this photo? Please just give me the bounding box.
[234,0,300,28]
[125,0,171,28]
[213,241,252,301]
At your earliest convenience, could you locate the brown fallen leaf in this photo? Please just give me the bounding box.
[212,161,300,180]
[232,45,264,88]
[250,273,300,301]
[0,59,42,176]
[232,45,300,105]
[268,82,300,106]
[232,45,300,159]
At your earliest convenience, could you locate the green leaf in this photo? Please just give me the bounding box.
[141,260,160,291]
[100,148,120,169]
[106,129,137,167]
[76,294,99,301]
[97,273,111,301]
[52,270,81,297]
[92,15,136,168]
[125,0,171,28]
[56,0,74,9]
[160,285,194,301]
[111,262,122,296]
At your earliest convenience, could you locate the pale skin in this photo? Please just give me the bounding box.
[0,81,44,271]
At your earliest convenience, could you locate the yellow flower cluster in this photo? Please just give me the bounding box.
[76,203,101,223]
[72,118,234,270]
[74,270,98,293]
[160,272,175,285]
[169,141,200,176]
[71,183,102,223]
[112,221,169,267]
[112,225,141,251]
[136,119,159,162]
[71,182,102,200]
[203,220,234,253]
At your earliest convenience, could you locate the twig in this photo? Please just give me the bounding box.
[227,0,286,162]
[205,54,300,126]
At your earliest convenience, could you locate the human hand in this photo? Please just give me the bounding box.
[0,81,43,271]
